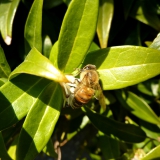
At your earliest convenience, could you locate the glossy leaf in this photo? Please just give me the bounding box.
[83,107,146,143]
[82,46,160,90]
[0,74,51,131]
[0,0,20,45]
[0,46,11,78]
[24,0,43,52]
[115,90,160,125]
[97,0,114,48]
[130,1,160,31]
[150,33,160,50]
[141,145,160,160]
[16,82,63,160]
[9,48,68,83]
[58,0,99,73]
[0,132,12,160]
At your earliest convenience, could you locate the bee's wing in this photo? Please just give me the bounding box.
[94,84,106,111]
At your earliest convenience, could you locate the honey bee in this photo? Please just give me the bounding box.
[67,64,105,109]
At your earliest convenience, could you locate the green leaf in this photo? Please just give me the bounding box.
[58,0,99,73]
[0,46,11,78]
[49,41,59,68]
[0,132,12,160]
[16,82,63,160]
[0,0,20,45]
[43,0,63,9]
[9,48,68,83]
[97,0,114,48]
[0,74,51,131]
[42,35,52,58]
[150,33,160,51]
[83,46,160,90]
[24,0,43,52]
[43,139,58,158]
[7,135,18,160]
[115,90,160,125]
[130,1,160,31]
[83,107,146,143]
[141,145,160,160]
[98,132,120,159]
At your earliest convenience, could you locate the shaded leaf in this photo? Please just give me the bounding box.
[98,132,120,159]
[16,82,63,160]
[0,74,51,131]
[130,0,160,31]
[0,0,20,45]
[83,46,160,90]
[43,139,58,158]
[43,0,63,9]
[97,0,114,48]
[115,90,160,125]
[83,107,146,143]
[0,46,11,78]
[58,0,99,73]
[9,47,68,83]
[0,132,12,160]
[24,0,43,52]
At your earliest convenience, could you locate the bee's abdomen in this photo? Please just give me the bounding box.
[73,87,95,108]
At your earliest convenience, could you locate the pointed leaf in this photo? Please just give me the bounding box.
[150,33,160,51]
[97,0,114,48]
[141,145,160,160]
[16,82,63,160]
[0,46,11,78]
[9,48,68,83]
[130,1,160,31]
[83,107,146,143]
[0,132,12,160]
[58,0,99,73]
[115,90,160,125]
[0,74,51,131]
[24,0,43,52]
[0,0,20,45]
[83,46,160,90]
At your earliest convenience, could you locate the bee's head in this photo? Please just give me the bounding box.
[83,64,96,70]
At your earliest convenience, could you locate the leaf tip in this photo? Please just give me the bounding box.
[5,36,12,45]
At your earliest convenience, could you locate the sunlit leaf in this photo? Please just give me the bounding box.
[58,0,99,73]
[83,107,146,143]
[0,0,20,45]
[83,46,160,90]
[16,82,63,160]
[0,74,51,131]
[141,145,160,160]
[97,0,114,48]
[9,48,68,83]
[150,33,160,50]
[24,0,43,52]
